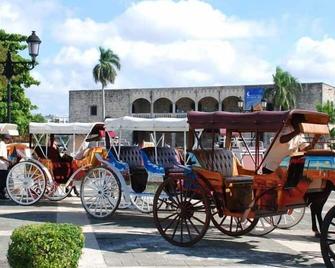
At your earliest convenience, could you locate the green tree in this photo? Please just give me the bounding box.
[316,101,335,123]
[316,100,335,137]
[92,47,121,120]
[264,66,302,110]
[0,29,45,134]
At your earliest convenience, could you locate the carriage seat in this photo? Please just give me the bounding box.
[73,147,107,168]
[118,146,148,193]
[33,146,72,183]
[192,149,253,182]
[139,149,165,175]
[141,147,185,179]
[107,150,129,174]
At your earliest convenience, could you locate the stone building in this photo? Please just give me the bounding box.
[69,82,335,146]
[69,82,335,122]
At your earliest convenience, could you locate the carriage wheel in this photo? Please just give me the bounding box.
[118,192,132,209]
[45,181,72,201]
[153,177,210,247]
[6,161,46,205]
[81,167,121,218]
[250,216,281,236]
[277,207,305,229]
[130,183,159,213]
[320,206,335,267]
[210,205,258,236]
[130,194,153,213]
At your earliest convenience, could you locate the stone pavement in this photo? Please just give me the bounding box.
[0,195,332,267]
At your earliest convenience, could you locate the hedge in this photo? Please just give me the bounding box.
[7,223,84,268]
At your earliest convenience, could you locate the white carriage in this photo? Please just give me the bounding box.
[80,116,189,218]
[6,122,108,205]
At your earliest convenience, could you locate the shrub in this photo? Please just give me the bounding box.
[7,223,84,268]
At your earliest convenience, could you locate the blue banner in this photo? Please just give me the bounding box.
[244,87,264,110]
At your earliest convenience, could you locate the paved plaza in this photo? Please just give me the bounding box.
[0,194,332,267]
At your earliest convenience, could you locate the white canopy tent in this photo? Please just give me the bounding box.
[29,122,104,157]
[105,116,189,162]
[105,116,188,132]
[0,124,19,136]
[29,122,103,135]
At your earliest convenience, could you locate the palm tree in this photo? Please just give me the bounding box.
[264,66,302,110]
[316,101,335,123]
[93,47,121,120]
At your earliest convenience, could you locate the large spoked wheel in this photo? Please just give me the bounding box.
[45,180,72,201]
[130,183,159,213]
[6,161,46,205]
[153,177,210,247]
[210,205,258,236]
[277,207,305,229]
[81,167,121,218]
[321,206,335,267]
[250,216,281,236]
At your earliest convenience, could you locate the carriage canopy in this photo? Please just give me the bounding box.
[29,122,104,135]
[0,124,19,136]
[187,110,329,134]
[105,116,188,132]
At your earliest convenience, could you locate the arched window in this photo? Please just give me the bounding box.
[222,96,240,112]
[198,97,218,112]
[153,98,173,113]
[132,98,151,113]
[175,97,195,113]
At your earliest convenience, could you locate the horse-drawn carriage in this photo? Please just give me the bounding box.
[152,109,335,246]
[80,116,188,218]
[6,122,106,205]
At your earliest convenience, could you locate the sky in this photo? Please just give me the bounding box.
[1,0,335,117]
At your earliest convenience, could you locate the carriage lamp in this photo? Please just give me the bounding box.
[237,97,244,112]
[0,31,41,123]
[26,31,41,62]
[261,98,267,110]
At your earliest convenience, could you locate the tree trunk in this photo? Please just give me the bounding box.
[102,86,105,121]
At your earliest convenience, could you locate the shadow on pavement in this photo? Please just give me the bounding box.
[87,230,323,267]
[0,211,58,223]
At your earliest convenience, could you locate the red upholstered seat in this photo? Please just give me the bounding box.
[47,146,72,182]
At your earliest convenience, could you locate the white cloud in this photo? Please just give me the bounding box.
[53,46,99,66]
[3,0,276,116]
[114,0,274,42]
[0,0,67,35]
[286,37,335,82]
[54,18,117,45]
[56,0,274,45]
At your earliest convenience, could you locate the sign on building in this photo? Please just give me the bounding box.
[244,87,264,110]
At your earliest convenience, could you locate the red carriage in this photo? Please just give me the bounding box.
[152,109,334,246]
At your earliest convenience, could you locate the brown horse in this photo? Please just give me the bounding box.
[307,181,334,237]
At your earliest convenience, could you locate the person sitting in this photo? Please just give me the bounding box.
[262,126,306,174]
[47,134,62,161]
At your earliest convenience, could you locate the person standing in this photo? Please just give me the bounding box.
[0,134,12,199]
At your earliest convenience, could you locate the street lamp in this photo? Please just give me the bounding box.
[0,31,41,123]
[237,97,244,112]
[261,98,267,110]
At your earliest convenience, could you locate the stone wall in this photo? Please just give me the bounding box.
[69,83,335,122]
[296,83,322,110]
[69,89,131,122]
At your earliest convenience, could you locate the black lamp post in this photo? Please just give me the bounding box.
[0,31,41,123]
[261,98,267,110]
[237,97,244,112]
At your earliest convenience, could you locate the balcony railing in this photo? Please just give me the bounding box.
[132,113,187,118]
